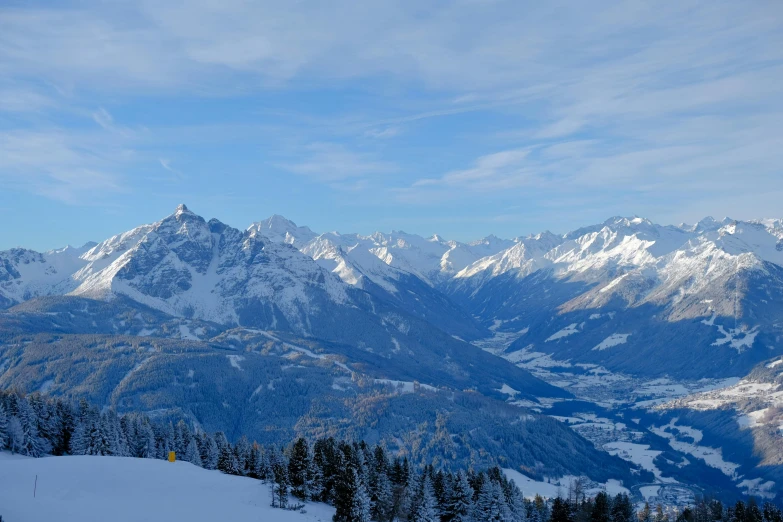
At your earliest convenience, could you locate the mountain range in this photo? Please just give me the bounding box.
[1,205,782,502]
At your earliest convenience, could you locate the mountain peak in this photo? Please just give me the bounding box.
[249,214,317,247]
[603,215,653,228]
[266,214,297,228]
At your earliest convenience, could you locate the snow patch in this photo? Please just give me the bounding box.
[603,442,676,483]
[650,419,740,479]
[593,333,630,351]
[639,485,660,501]
[179,324,199,340]
[737,478,777,499]
[502,469,629,500]
[226,354,245,371]
[545,323,581,342]
[374,379,438,394]
[497,384,520,397]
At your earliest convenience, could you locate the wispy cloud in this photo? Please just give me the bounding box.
[158,158,184,180]
[0,129,127,204]
[280,142,395,183]
[0,0,781,238]
[412,149,533,190]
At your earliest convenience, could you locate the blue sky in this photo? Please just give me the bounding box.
[1,0,782,250]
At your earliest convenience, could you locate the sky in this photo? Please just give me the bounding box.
[1,0,782,251]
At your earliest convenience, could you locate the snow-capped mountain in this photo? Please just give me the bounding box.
[69,205,351,329]
[0,205,565,401]
[249,217,496,340]
[443,216,783,379]
[249,216,513,287]
[3,206,783,501]
[3,209,783,380]
[0,242,94,307]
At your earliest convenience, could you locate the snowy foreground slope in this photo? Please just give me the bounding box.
[0,453,334,522]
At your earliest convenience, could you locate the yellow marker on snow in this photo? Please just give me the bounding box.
[168,451,176,462]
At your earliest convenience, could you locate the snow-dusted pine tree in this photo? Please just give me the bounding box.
[234,435,251,474]
[7,417,23,454]
[272,461,290,509]
[174,419,191,456]
[412,475,439,522]
[200,433,219,470]
[17,397,48,457]
[444,470,474,522]
[0,403,8,449]
[471,480,512,522]
[288,437,312,501]
[350,469,373,522]
[185,439,203,467]
[138,419,157,459]
[506,482,527,522]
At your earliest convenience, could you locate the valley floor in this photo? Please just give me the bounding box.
[0,452,334,522]
[476,330,781,504]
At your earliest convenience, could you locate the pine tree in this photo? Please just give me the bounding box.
[199,433,219,470]
[763,503,782,522]
[17,398,48,457]
[472,480,513,522]
[371,466,394,522]
[314,438,338,503]
[69,400,93,455]
[591,492,611,522]
[308,452,325,503]
[289,437,312,501]
[443,470,474,522]
[655,505,669,522]
[7,416,23,454]
[157,422,175,460]
[174,419,191,456]
[640,503,653,522]
[612,494,635,522]
[395,460,419,521]
[216,434,241,475]
[0,403,8,450]
[506,483,527,522]
[552,497,573,522]
[185,438,202,467]
[708,501,724,522]
[138,418,157,459]
[52,400,74,456]
[350,469,373,522]
[234,435,251,475]
[96,413,115,456]
[28,394,56,452]
[333,451,354,522]
[272,460,290,509]
[412,475,439,522]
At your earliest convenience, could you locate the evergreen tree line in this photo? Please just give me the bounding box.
[1,390,781,522]
[550,493,782,522]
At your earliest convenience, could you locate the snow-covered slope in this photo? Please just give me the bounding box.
[662,356,783,423]
[69,205,351,331]
[0,453,334,522]
[0,243,94,307]
[250,216,514,286]
[445,215,783,379]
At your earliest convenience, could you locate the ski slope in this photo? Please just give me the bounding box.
[0,453,334,522]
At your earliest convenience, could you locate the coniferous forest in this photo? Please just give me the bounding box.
[0,389,781,522]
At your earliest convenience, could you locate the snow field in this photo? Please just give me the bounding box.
[0,453,335,522]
